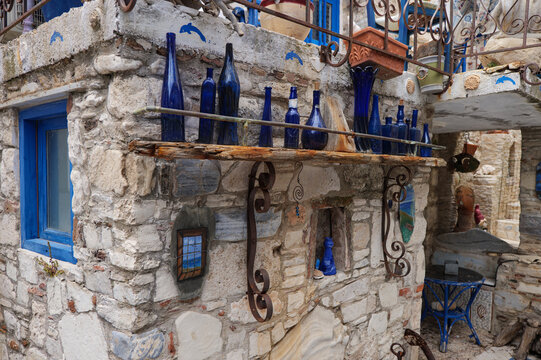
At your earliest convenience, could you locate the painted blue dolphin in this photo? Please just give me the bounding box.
[285,50,303,65]
[50,31,63,45]
[179,23,206,43]
[495,75,516,85]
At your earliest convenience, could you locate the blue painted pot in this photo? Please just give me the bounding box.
[42,0,82,22]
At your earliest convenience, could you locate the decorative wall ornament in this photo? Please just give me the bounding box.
[382,165,412,278]
[399,184,415,244]
[293,161,304,217]
[177,228,207,281]
[247,161,275,322]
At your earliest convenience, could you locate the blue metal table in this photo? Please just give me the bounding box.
[422,265,485,353]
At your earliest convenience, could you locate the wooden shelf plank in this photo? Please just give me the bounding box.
[128,141,447,167]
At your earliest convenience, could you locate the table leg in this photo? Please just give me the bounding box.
[440,285,449,353]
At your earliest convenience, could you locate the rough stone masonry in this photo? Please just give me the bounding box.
[0,0,436,359]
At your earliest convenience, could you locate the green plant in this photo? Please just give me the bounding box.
[37,242,65,277]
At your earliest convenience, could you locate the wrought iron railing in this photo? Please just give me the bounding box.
[1,0,541,87]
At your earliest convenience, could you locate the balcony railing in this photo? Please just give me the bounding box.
[1,0,541,88]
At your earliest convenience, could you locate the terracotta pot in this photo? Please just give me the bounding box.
[260,0,314,41]
[463,143,478,155]
[346,27,408,80]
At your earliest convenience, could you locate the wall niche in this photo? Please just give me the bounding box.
[310,201,352,275]
[170,206,214,300]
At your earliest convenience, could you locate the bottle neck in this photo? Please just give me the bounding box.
[264,87,272,104]
[313,90,320,108]
[385,117,392,125]
[412,109,418,127]
[206,68,213,79]
[424,123,429,131]
[225,43,234,64]
[166,33,176,61]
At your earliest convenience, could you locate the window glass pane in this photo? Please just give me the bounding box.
[47,128,70,233]
[312,0,320,41]
[325,3,332,44]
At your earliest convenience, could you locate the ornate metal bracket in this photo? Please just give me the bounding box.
[392,329,435,360]
[246,161,275,322]
[382,165,412,278]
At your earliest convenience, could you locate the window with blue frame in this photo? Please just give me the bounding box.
[19,100,76,264]
[247,0,340,47]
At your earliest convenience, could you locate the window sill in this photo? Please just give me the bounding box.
[22,238,77,264]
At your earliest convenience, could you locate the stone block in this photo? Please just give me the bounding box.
[125,224,163,253]
[0,214,19,246]
[0,148,19,199]
[269,306,346,360]
[370,210,383,268]
[113,282,151,305]
[126,153,156,196]
[109,250,138,271]
[271,322,286,344]
[66,281,94,312]
[18,250,38,284]
[287,290,305,313]
[341,298,368,323]
[378,283,398,308]
[332,278,369,306]
[85,270,112,295]
[368,311,388,334]
[96,297,138,330]
[26,348,48,360]
[59,313,109,360]
[494,290,530,312]
[94,54,143,75]
[111,329,165,360]
[154,266,180,302]
[517,282,541,296]
[0,274,15,300]
[175,311,223,360]
[249,331,271,358]
[29,301,47,346]
[47,278,64,316]
[89,146,127,195]
[282,275,304,289]
[284,264,306,277]
[215,208,282,241]
[107,76,162,119]
[45,337,63,359]
[172,159,220,197]
[389,304,404,324]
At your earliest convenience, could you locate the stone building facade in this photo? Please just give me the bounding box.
[0,1,438,359]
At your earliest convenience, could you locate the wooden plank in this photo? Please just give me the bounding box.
[128,141,447,167]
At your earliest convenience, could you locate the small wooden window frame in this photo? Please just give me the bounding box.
[177,228,207,281]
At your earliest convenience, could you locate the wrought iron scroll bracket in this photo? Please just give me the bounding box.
[381,165,412,279]
[247,161,275,322]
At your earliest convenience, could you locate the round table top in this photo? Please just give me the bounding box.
[425,265,484,285]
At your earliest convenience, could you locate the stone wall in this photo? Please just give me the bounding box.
[519,127,541,254]
[0,1,436,359]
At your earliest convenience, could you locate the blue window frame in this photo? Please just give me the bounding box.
[305,0,340,46]
[19,100,76,264]
[247,0,340,47]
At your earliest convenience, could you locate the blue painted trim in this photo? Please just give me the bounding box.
[305,0,340,46]
[19,99,76,264]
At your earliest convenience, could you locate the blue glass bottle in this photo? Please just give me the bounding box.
[396,100,407,155]
[198,68,216,144]
[390,117,399,155]
[301,89,328,150]
[381,117,393,155]
[161,32,185,142]
[284,87,300,149]
[319,237,336,276]
[409,109,421,155]
[217,43,240,145]
[367,94,382,154]
[420,123,432,157]
[258,87,273,147]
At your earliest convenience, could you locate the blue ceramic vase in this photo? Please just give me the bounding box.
[319,237,336,276]
[409,109,421,155]
[259,87,273,147]
[284,87,300,149]
[368,94,382,154]
[198,68,216,144]
[350,66,379,152]
[420,123,432,157]
[161,32,185,142]
[301,90,328,150]
[217,43,240,145]
[396,101,407,155]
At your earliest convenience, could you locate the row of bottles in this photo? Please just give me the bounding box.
[161,33,432,156]
[367,97,432,157]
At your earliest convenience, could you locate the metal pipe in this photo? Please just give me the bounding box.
[134,106,446,150]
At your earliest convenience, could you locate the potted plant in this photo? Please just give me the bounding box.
[347,27,408,80]
[259,0,314,40]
